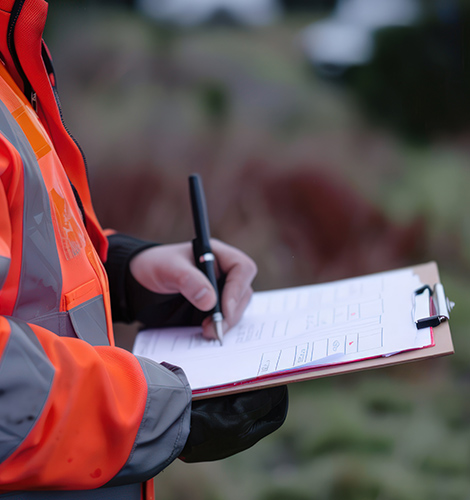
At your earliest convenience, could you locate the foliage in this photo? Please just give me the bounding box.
[43,3,470,499]
[344,1,470,142]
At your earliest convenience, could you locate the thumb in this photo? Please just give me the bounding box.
[129,243,219,312]
[161,259,218,312]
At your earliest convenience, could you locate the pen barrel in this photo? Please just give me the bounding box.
[189,174,211,247]
[192,239,222,315]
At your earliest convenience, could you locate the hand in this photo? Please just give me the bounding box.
[180,385,288,463]
[129,239,257,340]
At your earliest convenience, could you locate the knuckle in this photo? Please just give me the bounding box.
[169,268,191,291]
[247,259,258,278]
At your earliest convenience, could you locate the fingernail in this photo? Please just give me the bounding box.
[226,298,236,318]
[195,288,209,302]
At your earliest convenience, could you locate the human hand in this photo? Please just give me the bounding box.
[129,239,257,340]
[179,385,288,462]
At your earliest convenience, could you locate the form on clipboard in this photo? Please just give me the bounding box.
[133,262,454,399]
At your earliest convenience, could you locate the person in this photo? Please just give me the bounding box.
[0,1,288,498]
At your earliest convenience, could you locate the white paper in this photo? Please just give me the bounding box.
[133,268,432,390]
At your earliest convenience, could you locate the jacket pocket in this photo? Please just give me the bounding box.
[65,280,110,346]
[68,295,109,346]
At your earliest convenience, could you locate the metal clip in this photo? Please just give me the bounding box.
[413,284,454,330]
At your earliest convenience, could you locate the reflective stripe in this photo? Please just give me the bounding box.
[109,360,191,486]
[0,482,141,500]
[0,101,110,346]
[0,101,62,321]
[0,319,54,463]
[0,255,10,289]
[69,295,109,346]
[28,312,76,340]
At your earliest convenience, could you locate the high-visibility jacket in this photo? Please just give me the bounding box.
[0,0,191,498]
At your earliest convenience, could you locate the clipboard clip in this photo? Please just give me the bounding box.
[413,284,455,330]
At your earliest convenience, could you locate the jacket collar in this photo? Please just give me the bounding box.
[0,0,108,258]
[0,0,48,100]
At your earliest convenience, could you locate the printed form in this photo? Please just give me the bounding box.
[133,268,433,391]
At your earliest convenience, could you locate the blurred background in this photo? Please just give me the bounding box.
[46,0,470,498]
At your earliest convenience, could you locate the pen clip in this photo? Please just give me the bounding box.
[413,284,455,329]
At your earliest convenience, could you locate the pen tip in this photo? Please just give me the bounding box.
[215,320,224,346]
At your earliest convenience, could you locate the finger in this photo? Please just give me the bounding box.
[201,318,220,341]
[210,240,257,317]
[201,286,253,341]
[223,286,253,330]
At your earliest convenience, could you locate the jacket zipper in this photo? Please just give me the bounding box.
[31,91,37,112]
[40,41,92,186]
[7,3,90,186]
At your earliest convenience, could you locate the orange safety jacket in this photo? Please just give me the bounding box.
[0,0,191,498]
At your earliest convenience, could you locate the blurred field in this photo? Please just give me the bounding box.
[45,3,470,499]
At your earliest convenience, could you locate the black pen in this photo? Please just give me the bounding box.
[189,174,224,345]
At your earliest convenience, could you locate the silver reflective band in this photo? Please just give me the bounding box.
[0,319,55,464]
[212,312,223,322]
[199,252,215,264]
[0,101,62,322]
[110,359,191,485]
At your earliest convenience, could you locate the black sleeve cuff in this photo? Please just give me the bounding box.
[105,233,218,327]
[104,233,158,323]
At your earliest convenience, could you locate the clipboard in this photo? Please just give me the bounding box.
[192,262,454,399]
[133,261,454,400]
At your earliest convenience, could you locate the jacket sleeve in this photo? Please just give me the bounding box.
[0,317,192,491]
[0,183,192,491]
[105,233,211,328]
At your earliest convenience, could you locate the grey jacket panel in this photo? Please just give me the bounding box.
[0,97,109,347]
[108,359,192,486]
[0,255,10,290]
[0,102,62,323]
[0,319,54,463]
[68,295,109,346]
